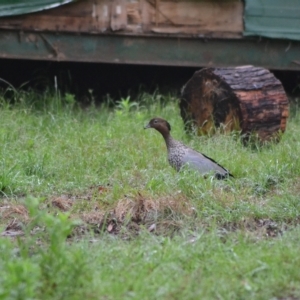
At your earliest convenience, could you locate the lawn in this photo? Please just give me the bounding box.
[0,88,300,299]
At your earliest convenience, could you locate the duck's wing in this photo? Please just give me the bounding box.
[181,148,233,177]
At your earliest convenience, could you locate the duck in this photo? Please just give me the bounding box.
[144,117,233,179]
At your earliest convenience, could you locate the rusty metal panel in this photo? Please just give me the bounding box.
[0,30,300,70]
[0,0,77,17]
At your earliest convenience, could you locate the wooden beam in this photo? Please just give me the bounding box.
[0,30,299,70]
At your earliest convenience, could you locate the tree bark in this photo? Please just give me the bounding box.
[180,66,289,143]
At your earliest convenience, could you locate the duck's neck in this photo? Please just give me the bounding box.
[160,131,178,149]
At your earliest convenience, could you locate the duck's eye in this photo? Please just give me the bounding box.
[153,119,158,124]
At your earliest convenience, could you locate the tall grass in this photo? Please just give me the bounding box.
[0,88,300,299]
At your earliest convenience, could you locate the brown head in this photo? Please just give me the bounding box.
[144,117,171,138]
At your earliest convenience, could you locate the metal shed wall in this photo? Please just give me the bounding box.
[244,0,300,41]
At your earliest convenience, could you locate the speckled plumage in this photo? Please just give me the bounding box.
[144,117,233,179]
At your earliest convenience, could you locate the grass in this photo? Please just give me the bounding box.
[1,88,300,299]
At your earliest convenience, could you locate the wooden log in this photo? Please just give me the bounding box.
[180,66,289,143]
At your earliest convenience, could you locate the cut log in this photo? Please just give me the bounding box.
[180,66,289,143]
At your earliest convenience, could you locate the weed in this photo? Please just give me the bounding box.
[0,198,91,300]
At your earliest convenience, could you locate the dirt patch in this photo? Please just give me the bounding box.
[0,204,29,237]
[2,181,300,239]
[220,218,288,240]
[51,196,73,211]
[70,190,195,237]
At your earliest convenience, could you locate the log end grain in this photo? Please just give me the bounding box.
[180,66,289,144]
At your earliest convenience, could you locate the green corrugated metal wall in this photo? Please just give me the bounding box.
[244,0,300,41]
[0,0,76,17]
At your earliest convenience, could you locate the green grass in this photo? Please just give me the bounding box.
[1,89,300,299]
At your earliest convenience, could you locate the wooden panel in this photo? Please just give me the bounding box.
[127,1,142,24]
[0,0,243,37]
[148,1,243,32]
[94,1,110,32]
[111,0,127,31]
[0,0,109,33]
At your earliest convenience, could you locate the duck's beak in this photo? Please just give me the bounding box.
[144,123,151,129]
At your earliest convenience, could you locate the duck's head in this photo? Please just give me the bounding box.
[144,117,171,134]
